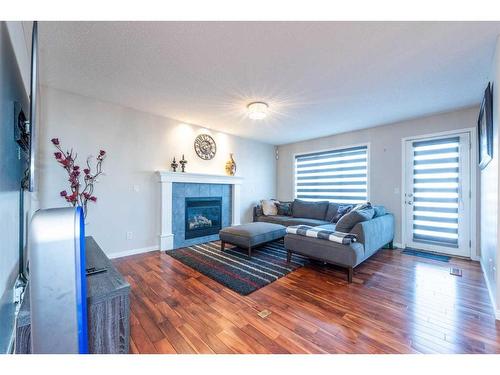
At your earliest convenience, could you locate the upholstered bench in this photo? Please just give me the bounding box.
[219,222,286,258]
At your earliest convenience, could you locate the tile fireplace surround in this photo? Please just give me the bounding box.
[157,171,243,250]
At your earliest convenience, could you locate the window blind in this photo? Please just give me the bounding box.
[412,136,460,248]
[295,145,368,203]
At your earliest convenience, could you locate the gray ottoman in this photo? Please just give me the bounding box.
[219,222,286,257]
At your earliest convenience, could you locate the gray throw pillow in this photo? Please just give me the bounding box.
[276,202,292,216]
[335,207,375,233]
[325,202,339,222]
[331,204,353,223]
[292,199,329,220]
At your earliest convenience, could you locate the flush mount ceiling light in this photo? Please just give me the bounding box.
[247,101,269,120]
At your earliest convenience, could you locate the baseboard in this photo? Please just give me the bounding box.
[108,245,159,259]
[480,259,500,320]
[393,242,403,249]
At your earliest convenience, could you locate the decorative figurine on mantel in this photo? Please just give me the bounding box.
[179,154,187,172]
[225,153,236,176]
[170,157,178,172]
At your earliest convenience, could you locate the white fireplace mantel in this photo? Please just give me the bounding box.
[156,171,244,250]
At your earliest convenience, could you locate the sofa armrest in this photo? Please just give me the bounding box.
[253,205,264,222]
[350,214,395,257]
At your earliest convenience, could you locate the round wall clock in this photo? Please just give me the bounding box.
[194,134,217,160]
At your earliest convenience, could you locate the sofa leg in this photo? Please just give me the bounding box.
[220,241,225,252]
[347,267,353,283]
[287,250,292,263]
[248,246,252,258]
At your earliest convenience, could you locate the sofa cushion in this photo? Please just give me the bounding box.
[276,201,292,216]
[331,204,353,223]
[261,199,279,216]
[373,205,387,218]
[292,199,329,220]
[324,203,339,222]
[256,215,329,227]
[335,206,375,233]
[284,233,364,267]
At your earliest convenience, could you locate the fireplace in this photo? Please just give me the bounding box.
[185,197,222,239]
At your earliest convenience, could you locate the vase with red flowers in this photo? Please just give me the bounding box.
[51,137,106,219]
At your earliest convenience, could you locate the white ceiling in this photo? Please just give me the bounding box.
[37,21,500,145]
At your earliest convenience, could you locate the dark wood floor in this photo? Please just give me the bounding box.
[113,244,500,354]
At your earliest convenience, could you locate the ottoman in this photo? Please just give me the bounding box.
[219,222,286,258]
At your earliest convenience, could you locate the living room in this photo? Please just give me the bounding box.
[2,1,500,371]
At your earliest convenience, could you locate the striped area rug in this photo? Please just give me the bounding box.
[167,240,308,295]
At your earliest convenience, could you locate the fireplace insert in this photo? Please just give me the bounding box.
[185,197,222,239]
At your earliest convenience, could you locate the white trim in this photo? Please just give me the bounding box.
[480,259,500,320]
[393,242,403,249]
[401,127,478,259]
[107,245,159,259]
[156,171,243,251]
[291,142,371,202]
[157,171,243,185]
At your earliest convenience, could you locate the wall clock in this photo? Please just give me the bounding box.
[194,134,217,160]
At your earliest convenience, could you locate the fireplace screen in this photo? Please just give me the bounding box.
[185,197,222,239]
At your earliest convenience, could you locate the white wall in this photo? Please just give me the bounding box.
[277,107,480,250]
[38,86,277,257]
[481,36,500,319]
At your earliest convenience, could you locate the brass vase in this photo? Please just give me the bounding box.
[225,153,236,176]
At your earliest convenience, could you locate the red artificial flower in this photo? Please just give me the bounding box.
[73,165,80,170]
[99,150,106,156]
[51,138,60,145]
[66,192,78,203]
[60,190,67,197]
[83,168,90,175]
[60,159,70,167]
[89,196,97,202]
[54,152,62,159]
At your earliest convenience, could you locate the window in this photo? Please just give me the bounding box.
[411,136,460,247]
[294,145,369,203]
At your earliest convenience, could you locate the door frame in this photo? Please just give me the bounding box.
[401,127,478,260]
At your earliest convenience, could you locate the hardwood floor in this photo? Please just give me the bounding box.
[113,244,500,354]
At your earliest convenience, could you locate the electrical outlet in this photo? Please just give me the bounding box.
[126,231,133,240]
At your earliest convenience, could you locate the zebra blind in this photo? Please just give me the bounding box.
[412,136,460,248]
[295,145,368,203]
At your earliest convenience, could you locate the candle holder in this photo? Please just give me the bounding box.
[170,157,178,172]
[179,154,187,172]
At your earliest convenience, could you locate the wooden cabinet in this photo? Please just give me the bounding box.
[15,237,130,354]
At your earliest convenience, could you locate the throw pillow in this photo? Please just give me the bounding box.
[373,205,387,218]
[261,199,279,216]
[325,202,340,222]
[276,201,292,216]
[335,206,375,233]
[291,199,329,220]
[352,202,372,211]
[331,204,353,223]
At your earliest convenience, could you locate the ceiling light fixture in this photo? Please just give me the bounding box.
[247,101,269,120]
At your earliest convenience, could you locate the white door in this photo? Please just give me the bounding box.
[404,132,471,257]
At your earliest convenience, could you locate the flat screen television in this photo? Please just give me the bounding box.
[28,21,38,192]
